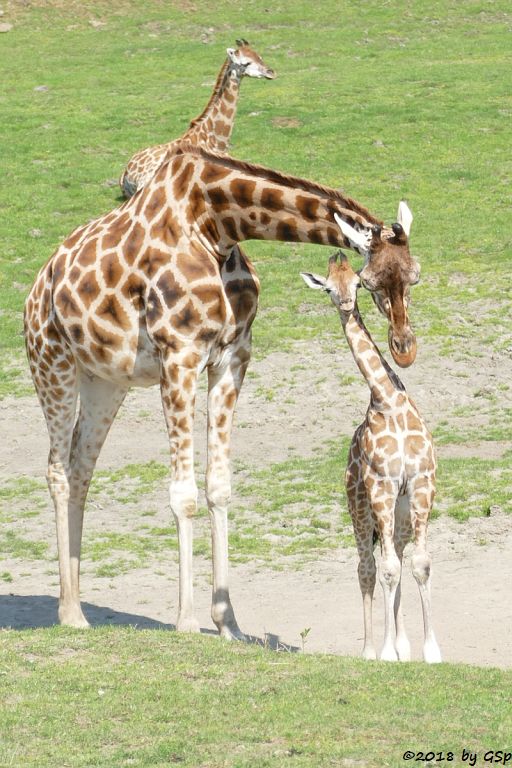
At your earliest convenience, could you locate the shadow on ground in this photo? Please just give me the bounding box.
[0,594,298,651]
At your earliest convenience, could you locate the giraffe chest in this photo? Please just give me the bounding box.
[356,407,435,488]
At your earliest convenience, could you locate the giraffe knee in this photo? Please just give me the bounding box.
[46,462,70,502]
[411,551,432,585]
[205,478,231,510]
[379,553,401,590]
[169,480,198,519]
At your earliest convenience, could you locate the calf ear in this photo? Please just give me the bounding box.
[396,200,413,237]
[300,272,327,290]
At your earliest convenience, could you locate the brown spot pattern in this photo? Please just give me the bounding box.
[96,293,131,330]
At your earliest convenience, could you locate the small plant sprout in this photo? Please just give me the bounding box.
[300,627,311,652]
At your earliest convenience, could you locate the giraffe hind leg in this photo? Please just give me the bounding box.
[62,374,128,627]
[28,333,127,626]
[347,472,377,660]
[26,335,85,627]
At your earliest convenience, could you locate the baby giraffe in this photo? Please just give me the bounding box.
[301,247,441,663]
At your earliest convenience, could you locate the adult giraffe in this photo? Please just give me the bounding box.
[24,144,418,638]
[120,40,275,198]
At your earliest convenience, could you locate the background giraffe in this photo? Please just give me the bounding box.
[24,144,419,638]
[119,40,275,198]
[301,250,441,663]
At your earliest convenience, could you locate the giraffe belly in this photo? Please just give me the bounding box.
[73,326,161,388]
[116,326,161,386]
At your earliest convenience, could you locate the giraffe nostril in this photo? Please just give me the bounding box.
[391,336,403,354]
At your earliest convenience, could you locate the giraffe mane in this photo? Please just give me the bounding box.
[188,59,231,128]
[172,143,383,227]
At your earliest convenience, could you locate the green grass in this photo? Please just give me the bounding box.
[88,460,169,505]
[0,530,49,561]
[0,476,44,499]
[0,628,510,768]
[436,450,512,521]
[435,410,512,445]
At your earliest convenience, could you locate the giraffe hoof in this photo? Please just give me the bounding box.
[219,624,246,642]
[395,637,411,662]
[176,617,201,633]
[361,646,377,661]
[380,646,399,662]
[423,641,442,664]
[58,607,90,629]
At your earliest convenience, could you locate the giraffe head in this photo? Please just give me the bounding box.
[334,202,420,368]
[226,39,276,79]
[300,251,360,316]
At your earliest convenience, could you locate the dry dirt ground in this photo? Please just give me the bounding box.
[1,334,511,667]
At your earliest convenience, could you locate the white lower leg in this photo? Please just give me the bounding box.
[361,591,377,660]
[170,480,200,633]
[49,462,89,628]
[358,557,377,660]
[394,580,411,661]
[205,358,247,641]
[207,485,243,640]
[379,552,401,662]
[412,550,442,663]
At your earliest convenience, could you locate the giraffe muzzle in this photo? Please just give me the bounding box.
[389,328,417,368]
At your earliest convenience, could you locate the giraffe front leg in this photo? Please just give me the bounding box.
[371,484,401,662]
[161,358,200,634]
[379,547,401,662]
[411,548,441,663]
[170,480,200,633]
[205,348,249,641]
[393,494,412,662]
[410,480,442,664]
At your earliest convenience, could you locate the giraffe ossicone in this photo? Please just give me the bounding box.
[25,144,420,637]
[301,252,441,663]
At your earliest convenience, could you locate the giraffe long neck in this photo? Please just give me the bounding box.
[184,60,241,152]
[341,307,405,406]
[170,146,383,256]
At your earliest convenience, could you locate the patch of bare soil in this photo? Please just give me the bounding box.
[1,336,511,667]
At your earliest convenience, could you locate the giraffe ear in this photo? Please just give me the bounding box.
[334,213,371,255]
[396,200,413,237]
[300,272,327,291]
[227,47,238,61]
